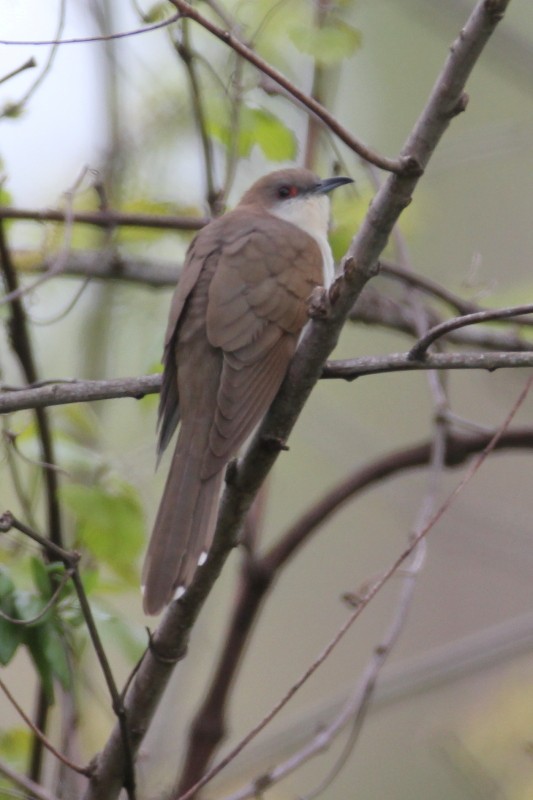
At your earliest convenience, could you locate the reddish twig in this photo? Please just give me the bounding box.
[169,0,403,174]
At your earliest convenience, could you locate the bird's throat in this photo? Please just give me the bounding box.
[270,194,334,287]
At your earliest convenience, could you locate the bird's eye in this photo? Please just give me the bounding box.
[278,185,298,199]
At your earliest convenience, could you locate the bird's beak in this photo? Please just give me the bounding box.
[314,176,354,194]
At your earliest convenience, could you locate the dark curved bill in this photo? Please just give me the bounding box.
[315,176,354,194]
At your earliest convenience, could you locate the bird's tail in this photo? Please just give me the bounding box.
[142,428,223,615]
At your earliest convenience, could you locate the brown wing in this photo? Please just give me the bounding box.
[201,211,323,478]
[157,220,224,457]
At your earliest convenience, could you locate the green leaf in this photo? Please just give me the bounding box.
[328,188,370,262]
[289,19,362,65]
[0,185,13,207]
[144,3,170,23]
[0,728,30,769]
[13,590,50,627]
[30,557,53,598]
[0,613,24,665]
[24,616,71,701]
[97,605,146,662]
[25,624,55,702]
[0,569,15,598]
[0,570,24,664]
[60,481,145,583]
[41,623,71,690]
[207,100,297,163]
[238,107,297,161]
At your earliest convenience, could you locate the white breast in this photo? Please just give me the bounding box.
[271,194,335,288]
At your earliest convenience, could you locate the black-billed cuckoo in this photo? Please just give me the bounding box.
[142,168,352,614]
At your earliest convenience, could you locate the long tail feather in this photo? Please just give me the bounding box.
[142,428,223,615]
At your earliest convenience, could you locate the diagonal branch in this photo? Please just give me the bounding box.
[169,0,404,174]
[81,3,513,798]
[174,374,531,800]
[0,756,60,800]
[169,424,533,793]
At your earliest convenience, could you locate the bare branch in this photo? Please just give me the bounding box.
[0,57,36,86]
[1,348,532,418]
[1,0,66,120]
[0,757,60,800]
[0,374,161,413]
[169,0,404,173]
[408,303,533,359]
[0,206,208,231]
[19,250,179,287]
[350,284,533,351]
[322,350,533,379]
[0,219,67,781]
[0,676,89,776]
[172,20,222,215]
[0,12,182,46]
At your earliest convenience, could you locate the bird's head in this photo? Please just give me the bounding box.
[238,168,353,238]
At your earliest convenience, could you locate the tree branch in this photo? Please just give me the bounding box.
[2,347,532,418]
[350,284,533,352]
[168,422,533,794]
[0,12,182,47]
[0,206,208,231]
[322,350,533,379]
[169,0,404,174]
[0,219,67,784]
[174,373,531,800]
[408,303,533,359]
[0,757,60,800]
[0,374,161,413]
[81,2,513,797]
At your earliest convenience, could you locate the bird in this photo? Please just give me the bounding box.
[142,167,353,614]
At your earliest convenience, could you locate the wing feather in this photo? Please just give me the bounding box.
[199,213,323,478]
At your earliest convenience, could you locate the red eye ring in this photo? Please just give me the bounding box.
[278,184,299,199]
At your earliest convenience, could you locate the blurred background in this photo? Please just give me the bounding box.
[1,1,533,799]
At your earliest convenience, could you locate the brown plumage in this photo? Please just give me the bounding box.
[142,168,352,614]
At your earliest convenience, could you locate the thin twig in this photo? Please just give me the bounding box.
[409,303,533,359]
[172,19,221,214]
[0,217,65,784]
[0,756,60,800]
[0,568,74,626]
[176,374,532,800]
[300,215,449,798]
[0,57,36,85]
[1,167,92,309]
[0,12,181,46]
[1,513,136,798]
[322,351,533,379]
[1,0,66,120]
[0,677,90,776]
[169,0,404,174]
[0,206,208,230]
[0,224,63,546]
